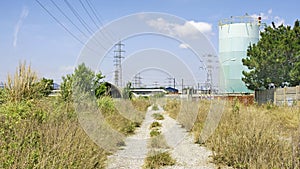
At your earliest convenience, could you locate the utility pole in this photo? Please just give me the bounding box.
[133,73,142,88]
[153,81,159,88]
[114,41,125,87]
[181,78,184,93]
[167,77,176,88]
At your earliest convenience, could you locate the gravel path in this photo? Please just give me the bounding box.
[107,106,155,169]
[107,105,218,169]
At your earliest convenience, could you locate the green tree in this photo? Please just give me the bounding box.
[60,74,73,102]
[36,78,54,96]
[94,73,107,98]
[122,82,132,99]
[60,63,107,101]
[242,20,300,90]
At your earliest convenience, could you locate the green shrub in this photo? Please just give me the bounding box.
[152,104,159,111]
[0,98,107,168]
[143,151,175,169]
[97,96,116,116]
[152,113,164,120]
[150,121,161,129]
[150,128,161,137]
[0,88,6,104]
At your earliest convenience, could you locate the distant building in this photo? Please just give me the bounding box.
[165,87,178,94]
[131,88,168,97]
[53,83,60,90]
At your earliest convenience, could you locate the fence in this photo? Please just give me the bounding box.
[255,86,300,106]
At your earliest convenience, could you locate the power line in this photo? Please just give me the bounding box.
[80,0,115,45]
[35,0,102,55]
[63,0,108,50]
[78,0,99,30]
[35,0,86,45]
[63,0,94,35]
[85,0,117,42]
[49,0,89,39]
[85,0,105,28]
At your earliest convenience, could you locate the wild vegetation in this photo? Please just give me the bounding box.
[144,110,175,169]
[143,151,175,169]
[0,62,150,168]
[152,113,164,120]
[164,99,300,168]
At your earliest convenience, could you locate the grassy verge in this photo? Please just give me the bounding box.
[163,98,300,168]
[98,97,150,135]
[163,99,180,119]
[0,97,107,168]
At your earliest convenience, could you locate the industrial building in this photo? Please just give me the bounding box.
[219,15,260,93]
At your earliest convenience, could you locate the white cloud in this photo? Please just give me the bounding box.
[179,43,190,49]
[13,6,29,48]
[146,18,213,38]
[251,9,285,27]
[187,21,212,34]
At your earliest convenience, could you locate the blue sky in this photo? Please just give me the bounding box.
[0,0,299,86]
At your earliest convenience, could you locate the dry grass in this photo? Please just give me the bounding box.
[98,97,150,136]
[0,98,107,168]
[5,61,38,102]
[0,62,152,168]
[164,98,300,168]
[204,102,300,168]
[143,151,175,169]
[163,99,180,119]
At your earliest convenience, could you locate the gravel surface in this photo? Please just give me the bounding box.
[107,105,218,169]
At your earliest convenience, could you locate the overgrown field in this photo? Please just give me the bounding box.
[0,62,150,168]
[164,99,300,168]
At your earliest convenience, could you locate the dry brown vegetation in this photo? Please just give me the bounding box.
[0,62,151,168]
[164,98,300,168]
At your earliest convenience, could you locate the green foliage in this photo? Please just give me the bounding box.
[35,77,54,96]
[143,151,175,169]
[152,113,164,120]
[122,82,133,99]
[152,104,159,111]
[97,96,143,136]
[60,74,73,102]
[243,20,300,90]
[0,88,6,104]
[150,121,161,129]
[150,128,161,137]
[0,98,107,169]
[60,63,106,102]
[97,96,116,116]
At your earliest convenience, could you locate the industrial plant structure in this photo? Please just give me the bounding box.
[219,15,261,93]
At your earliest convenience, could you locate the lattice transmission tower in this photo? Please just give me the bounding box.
[113,41,125,87]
